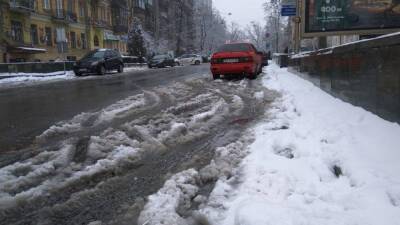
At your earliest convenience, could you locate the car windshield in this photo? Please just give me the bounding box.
[180,54,191,58]
[216,43,252,52]
[153,55,167,60]
[81,50,106,60]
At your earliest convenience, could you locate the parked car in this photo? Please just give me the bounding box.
[176,54,202,66]
[122,56,147,67]
[73,49,123,76]
[148,54,175,68]
[210,43,263,80]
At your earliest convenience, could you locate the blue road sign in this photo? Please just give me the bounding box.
[281,6,296,16]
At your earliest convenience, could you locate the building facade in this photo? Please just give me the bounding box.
[0,0,197,62]
[0,0,129,62]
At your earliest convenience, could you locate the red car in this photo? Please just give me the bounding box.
[211,43,263,80]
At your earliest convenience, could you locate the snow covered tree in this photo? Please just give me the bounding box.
[128,17,147,57]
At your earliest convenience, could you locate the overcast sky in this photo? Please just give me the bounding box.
[213,0,266,28]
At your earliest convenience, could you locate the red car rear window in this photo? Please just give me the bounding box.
[216,43,252,52]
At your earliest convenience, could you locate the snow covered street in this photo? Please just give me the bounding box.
[137,63,400,225]
[1,62,399,225]
[0,69,274,225]
[198,63,400,225]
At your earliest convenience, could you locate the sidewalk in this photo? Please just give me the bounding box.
[201,63,400,225]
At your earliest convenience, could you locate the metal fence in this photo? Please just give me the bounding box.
[0,61,75,74]
[289,34,400,123]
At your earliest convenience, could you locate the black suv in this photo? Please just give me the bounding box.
[73,49,124,76]
[148,54,175,68]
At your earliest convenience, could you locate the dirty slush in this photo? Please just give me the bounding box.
[0,77,277,225]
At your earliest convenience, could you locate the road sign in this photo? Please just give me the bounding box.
[281,0,296,7]
[281,6,296,16]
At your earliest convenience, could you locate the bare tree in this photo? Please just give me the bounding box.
[263,0,289,52]
[246,21,267,51]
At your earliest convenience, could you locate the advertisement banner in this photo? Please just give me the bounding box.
[304,0,400,34]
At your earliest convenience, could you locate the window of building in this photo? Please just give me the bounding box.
[79,1,84,17]
[30,24,39,45]
[70,31,76,48]
[56,0,63,17]
[45,27,52,46]
[136,0,146,9]
[67,0,74,13]
[81,33,86,49]
[94,35,99,47]
[11,21,23,43]
[43,0,50,9]
[56,27,66,42]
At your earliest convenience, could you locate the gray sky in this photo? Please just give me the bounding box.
[213,0,266,28]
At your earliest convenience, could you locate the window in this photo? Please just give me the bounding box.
[43,0,50,9]
[94,35,99,47]
[67,0,74,12]
[79,1,84,17]
[11,21,23,43]
[136,0,145,9]
[30,24,38,45]
[45,27,52,46]
[216,43,252,52]
[81,33,86,49]
[70,31,76,48]
[56,0,63,17]
[56,27,66,42]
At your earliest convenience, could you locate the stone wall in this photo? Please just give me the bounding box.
[289,33,400,123]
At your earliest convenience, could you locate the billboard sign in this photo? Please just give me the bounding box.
[303,0,400,36]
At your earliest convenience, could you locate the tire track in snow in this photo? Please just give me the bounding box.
[0,76,277,225]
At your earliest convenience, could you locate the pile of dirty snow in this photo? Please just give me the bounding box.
[200,63,400,225]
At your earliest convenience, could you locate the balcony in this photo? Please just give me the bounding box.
[66,11,78,23]
[92,19,111,29]
[9,0,35,13]
[113,24,128,34]
[52,8,65,22]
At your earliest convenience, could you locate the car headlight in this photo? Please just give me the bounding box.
[91,61,99,67]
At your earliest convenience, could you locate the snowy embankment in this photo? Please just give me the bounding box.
[0,71,75,84]
[0,67,147,86]
[138,63,400,225]
[202,63,400,224]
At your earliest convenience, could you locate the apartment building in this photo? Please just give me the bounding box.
[0,0,198,62]
[0,0,129,63]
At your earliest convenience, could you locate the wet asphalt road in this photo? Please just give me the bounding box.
[0,64,211,152]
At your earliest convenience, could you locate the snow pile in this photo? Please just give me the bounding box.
[202,63,400,225]
[137,169,200,225]
[0,71,75,85]
[137,140,250,225]
[96,94,146,123]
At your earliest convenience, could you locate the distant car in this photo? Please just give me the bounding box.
[176,54,202,66]
[148,54,175,68]
[211,43,263,80]
[262,52,269,67]
[73,49,123,76]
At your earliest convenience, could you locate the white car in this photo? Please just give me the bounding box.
[176,54,202,66]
